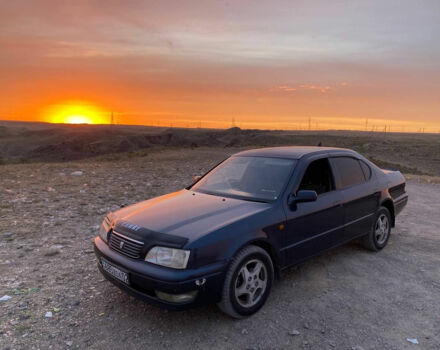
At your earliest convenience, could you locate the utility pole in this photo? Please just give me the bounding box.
[308,116,311,131]
[110,111,114,125]
[365,118,368,132]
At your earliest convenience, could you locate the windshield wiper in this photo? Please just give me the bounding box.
[193,189,271,203]
[241,198,271,204]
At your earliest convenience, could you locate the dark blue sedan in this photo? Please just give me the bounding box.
[94,146,408,318]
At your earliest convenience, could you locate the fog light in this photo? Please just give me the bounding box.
[195,278,206,286]
[155,290,198,303]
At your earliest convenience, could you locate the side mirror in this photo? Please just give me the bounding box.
[193,175,201,183]
[287,190,318,207]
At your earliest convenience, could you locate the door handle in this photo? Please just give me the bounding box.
[332,202,343,207]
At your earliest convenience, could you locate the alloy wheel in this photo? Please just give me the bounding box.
[234,259,268,308]
[375,214,389,245]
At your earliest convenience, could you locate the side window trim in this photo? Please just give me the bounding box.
[328,157,342,190]
[326,157,337,194]
[359,160,372,181]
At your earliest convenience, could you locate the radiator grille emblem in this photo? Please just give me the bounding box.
[109,231,144,259]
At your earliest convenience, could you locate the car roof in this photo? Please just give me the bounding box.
[234,146,356,160]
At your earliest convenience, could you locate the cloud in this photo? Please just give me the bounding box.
[299,85,332,93]
[275,84,333,93]
[276,85,297,92]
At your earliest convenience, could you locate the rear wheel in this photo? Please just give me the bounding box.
[218,245,274,318]
[362,206,391,251]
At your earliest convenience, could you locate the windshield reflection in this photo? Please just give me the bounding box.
[192,156,296,202]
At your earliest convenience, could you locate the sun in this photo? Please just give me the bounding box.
[46,102,108,125]
[64,115,93,124]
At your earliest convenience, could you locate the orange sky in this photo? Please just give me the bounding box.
[1,1,440,132]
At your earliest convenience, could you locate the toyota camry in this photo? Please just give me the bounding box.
[94,146,408,318]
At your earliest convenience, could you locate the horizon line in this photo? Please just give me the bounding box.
[1,118,439,135]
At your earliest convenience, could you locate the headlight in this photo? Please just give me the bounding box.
[145,246,190,269]
[99,215,112,243]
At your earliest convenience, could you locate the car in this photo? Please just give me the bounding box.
[93,146,408,318]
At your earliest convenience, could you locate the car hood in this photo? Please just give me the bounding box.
[111,189,270,243]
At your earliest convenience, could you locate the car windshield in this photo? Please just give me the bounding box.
[192,156,296,202]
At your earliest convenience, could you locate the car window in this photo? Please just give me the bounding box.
[359,160,371,180]
[331,157,366,189]
[298,158,334,195]
[192,156,296,202]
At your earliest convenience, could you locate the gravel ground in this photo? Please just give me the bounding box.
[0,148,439,350]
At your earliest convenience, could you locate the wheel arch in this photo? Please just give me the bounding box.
[380,198,395,227]
[235,239,280,278]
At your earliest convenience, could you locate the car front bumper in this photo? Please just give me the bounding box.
[93,237,227,310]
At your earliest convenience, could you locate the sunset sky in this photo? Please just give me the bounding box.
[1,1,440,131]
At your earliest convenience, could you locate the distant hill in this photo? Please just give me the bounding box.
[0,120,439,175]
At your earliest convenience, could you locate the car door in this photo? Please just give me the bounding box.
[329,156,379,241]
[282,156,345,266]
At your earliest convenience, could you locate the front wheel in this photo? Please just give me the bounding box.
[217,245,274,318]
[362,206,392,251]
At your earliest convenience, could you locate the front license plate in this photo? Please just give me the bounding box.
[101,259,129,285]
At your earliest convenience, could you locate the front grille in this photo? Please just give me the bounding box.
[109,231,144,259]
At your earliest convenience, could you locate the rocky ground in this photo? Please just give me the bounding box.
[0,148,439,350]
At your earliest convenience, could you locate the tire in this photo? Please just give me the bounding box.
[362,206,392,251]
[217,245,274,319]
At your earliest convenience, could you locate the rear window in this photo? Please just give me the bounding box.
[331,157,366,189]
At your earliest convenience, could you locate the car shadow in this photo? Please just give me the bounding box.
[104,240,369,326]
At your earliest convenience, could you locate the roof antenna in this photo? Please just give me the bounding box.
[317,141,322,147]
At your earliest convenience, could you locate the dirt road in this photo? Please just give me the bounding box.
[1,148,439,349]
